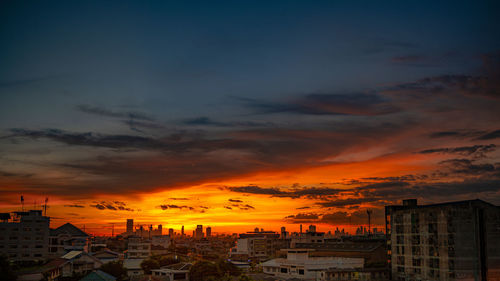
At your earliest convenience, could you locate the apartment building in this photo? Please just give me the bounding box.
[0,210,50,261]
[127,236,151,258]
[385,199,500,281]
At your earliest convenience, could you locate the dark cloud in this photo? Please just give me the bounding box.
[228,199,243,203]
[227,186,346,199]
[316,197,383,208]
[76,104,154,121]
[477,130,500,140]
[182,116,272,128]
[285,213,320,221]
[169,198,189,200]
[285,209,385,225]
[238,93,399,116]
[418,144,496,157]
[428,130,486,139]
[64,204,85,208]
[439,159,498,176]
[90,201,133,211]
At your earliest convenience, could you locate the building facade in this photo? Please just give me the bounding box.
[0,210,50,261]
[385,199,500,281]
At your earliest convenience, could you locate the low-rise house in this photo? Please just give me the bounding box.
[262,249,364,280]
[92,249,121,263]
[151,262,192,281]
[317,268,388,281]
[123,258,144,277]
[79,270,117,281]
[49,223,89,257]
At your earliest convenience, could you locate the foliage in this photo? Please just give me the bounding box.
[100,261,128,281]
[140,258,160,274]
[238,275,255,281]
[0,255,17,281]
[189,261,220,281]
[216,259,241,276]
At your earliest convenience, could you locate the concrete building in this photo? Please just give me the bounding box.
[0,210,50,261]
[195,225,204,239]
[127,236,151,258]
[262,249,364,280]
[49,222,89,257]
[123,258,144,277]
[385,199,500,281]
[229,230,285,261]
[126,219,134,234]
[206,226,212,237]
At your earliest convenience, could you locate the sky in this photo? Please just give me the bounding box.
[1,0,500,236]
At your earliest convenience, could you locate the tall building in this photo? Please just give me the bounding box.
[181,225,184,236]
[0,210,50,261]
[195,225,203,239]
[158,224,162,235]
[206,226,212,237]
[386,199,500,281]
[126,219,133,234]
[169,228,174,237]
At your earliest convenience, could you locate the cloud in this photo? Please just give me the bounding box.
[227,186,346,199]
[237,92,399,116]
[228,199,243,203]
[158,204,193,210]
[285,209,385,225]
[418,144,496,158]
[90,201,133,211]
[477,130,500,140]
[76,104,154,121]
[64,204,85,208]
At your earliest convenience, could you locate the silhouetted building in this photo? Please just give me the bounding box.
[195,225,203,239]
[49,222,89,257]
[169,228,174,237]
[126,219,133,234]
[386,199,500,280]
[206,226,212,237]
[0,210,50,261]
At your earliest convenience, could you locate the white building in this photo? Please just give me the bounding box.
[261,249,364,280]
[123,258,144,277]
[127,236,151,258]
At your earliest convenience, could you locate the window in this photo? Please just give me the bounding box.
[280,268,287,273]
[298,269,304,275]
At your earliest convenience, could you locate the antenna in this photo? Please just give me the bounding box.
[367,210,373,236]
[44,197,48,216]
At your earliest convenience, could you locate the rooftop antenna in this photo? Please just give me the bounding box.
[21,195,24,211]
[367,210,373,236]
[44,197,48,216]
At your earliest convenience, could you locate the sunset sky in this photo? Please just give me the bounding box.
[1,0,500,236]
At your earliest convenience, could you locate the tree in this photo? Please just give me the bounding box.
[216,259,241,276]
[100,261,128,281]
[189,261,220,281]
[0,255,16,281]
[239,275,255,281]
[157,256,178,267]
[140,258,160,274]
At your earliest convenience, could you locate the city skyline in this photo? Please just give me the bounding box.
[1,0,500,236]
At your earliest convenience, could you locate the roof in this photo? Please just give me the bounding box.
[123,259,143,270]
[79,270,116,281]
[62,251,83,260]
[163,262,192,271]
[51,222,89,237]
[294,242,384,252]
[387,199,499,212]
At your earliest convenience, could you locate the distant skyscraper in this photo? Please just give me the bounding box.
[206,226,212,237]
[181,225,184,236]
[169,228,174,237]
[126,219,133,233]
[158,224,162,235]
[195,225,203,239]
[308,225,316,232]
[300,224,303,234]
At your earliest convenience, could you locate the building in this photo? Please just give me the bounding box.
[0,210,50,261]
[206,226,212,237]
[49,222,89,257]
[229,230,285,261]
[169,228,174,237]
[317,267,389,281]
[386,199,500,281]
[181,225,184,236]
[195,225,203,239]
[127,236,151,258]
[123,258,144,277]
[80,270,117,281]
[262,249,364,280]
[92,249,121,263]
[151,235,171,256]
[151,262,192,281]
[127,219,134,234]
